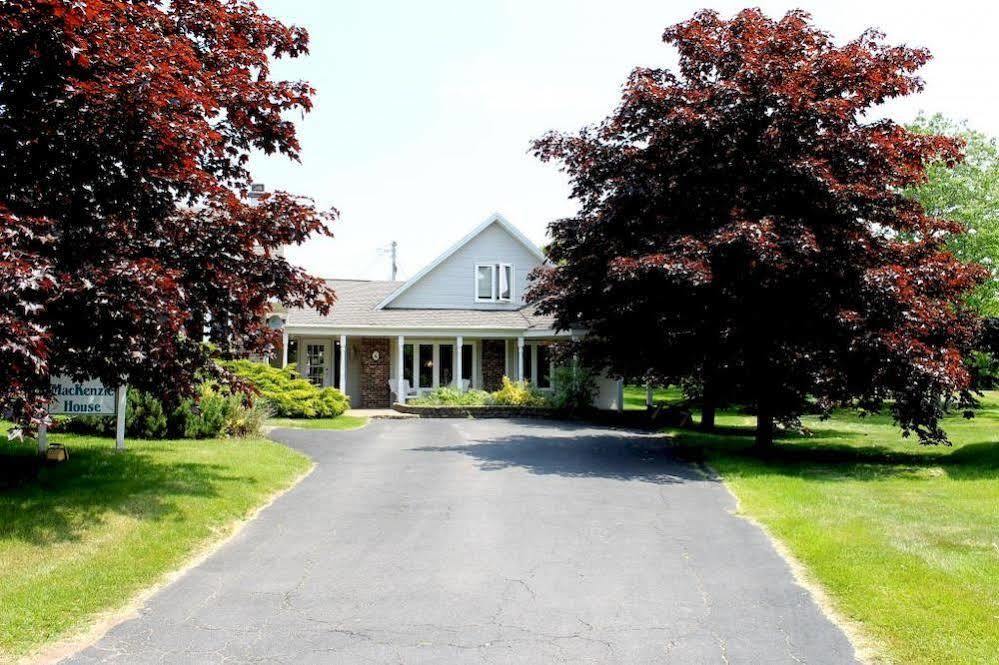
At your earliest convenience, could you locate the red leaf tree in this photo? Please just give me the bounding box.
[530,9,986,447]
[0,0,334,432]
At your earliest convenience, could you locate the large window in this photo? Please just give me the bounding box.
[402,341,476,391]
[439,344,454,386]
[536,344,551,388]
[418,344,434,388]
[474,263,513,302]
[403,344,414,386]
[522,343,553,389]
[461,344,473,383]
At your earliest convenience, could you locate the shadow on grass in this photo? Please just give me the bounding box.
[0,436,252,546]
[664,424,999,482]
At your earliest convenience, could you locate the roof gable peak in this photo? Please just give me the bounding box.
[375,213,545,310]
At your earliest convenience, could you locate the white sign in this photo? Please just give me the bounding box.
[48,377,118,416]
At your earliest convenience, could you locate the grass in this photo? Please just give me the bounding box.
[622,384,684,410]
[0,426,311,661]
[265,415,368,430]
[624,385,999,664]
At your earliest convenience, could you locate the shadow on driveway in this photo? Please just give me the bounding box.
[411,424,703,485]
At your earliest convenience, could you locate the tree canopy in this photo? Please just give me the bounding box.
[529,9,986,446]
[908,114,999,318]
[0,0,335,433]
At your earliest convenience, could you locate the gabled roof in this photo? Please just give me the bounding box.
[375,212,546,310]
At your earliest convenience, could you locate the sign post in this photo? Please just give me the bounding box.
[37,420,48,454]
[115,385,127,451]
[46,377,127,453]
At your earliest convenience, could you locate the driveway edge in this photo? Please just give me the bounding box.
[24,459,317,665]
[698,461,882,665]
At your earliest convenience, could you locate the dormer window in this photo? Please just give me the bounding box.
[475,263,513,302]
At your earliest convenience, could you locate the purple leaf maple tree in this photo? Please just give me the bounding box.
[0,0,335,434]
[530,9,986,447]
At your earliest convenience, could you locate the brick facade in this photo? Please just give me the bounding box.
[481,339,507,392]
[359,337,391,408]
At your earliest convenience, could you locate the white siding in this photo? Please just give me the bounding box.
[389,221,542,310]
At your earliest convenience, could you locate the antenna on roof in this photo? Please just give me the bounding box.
[377,241,398,280]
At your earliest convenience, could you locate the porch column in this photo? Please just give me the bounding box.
[397,335,405,404]
[281,330,289,368]
[455,336,463,390]
[517,336,525,381]
[339,335,347,394]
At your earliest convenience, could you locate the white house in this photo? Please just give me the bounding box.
[274,213,624,410]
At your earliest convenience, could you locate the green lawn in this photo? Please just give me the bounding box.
[624,385,999,664]
[622,384,684,410]
[265,415,368,430]
[0,427,311,661]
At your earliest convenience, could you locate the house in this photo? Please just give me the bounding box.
[274,213,624,410]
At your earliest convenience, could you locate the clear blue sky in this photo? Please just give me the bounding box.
[250,0,999,281]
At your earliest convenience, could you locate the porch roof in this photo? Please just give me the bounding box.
[284,279,560,333]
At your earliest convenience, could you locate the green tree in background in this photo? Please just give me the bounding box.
[909,114,999,317]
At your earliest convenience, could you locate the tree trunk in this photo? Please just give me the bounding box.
[754,394,775,451]
[700,365,717,432]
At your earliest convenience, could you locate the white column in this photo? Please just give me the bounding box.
[397,335,405,404]
[281,330,289,368]
[455,336,463,390]
[339,335,347,394]
[646,382,654,408]
[115,385,127,451]
[517,337,525,381]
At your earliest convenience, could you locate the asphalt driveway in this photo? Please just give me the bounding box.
[64,419,857,664]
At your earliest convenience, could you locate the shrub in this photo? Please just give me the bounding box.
[224,360,349,418]
[64,383,268,440]
[410,387,491,406]
[968,350,999,390]
[127,390,168,439]
[224,396,272,438]
[489,377,549,407]
[550,366,596,411]
[62,388,167,439]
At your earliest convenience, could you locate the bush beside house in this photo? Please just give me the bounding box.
[224,360,350,418]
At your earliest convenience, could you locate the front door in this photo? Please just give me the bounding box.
[302,339,332,388]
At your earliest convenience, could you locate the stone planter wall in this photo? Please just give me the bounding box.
[392,403,561,419]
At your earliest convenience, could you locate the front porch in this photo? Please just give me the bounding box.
[277,332,558,409]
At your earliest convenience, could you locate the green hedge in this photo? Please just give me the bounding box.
[224,360,350,418]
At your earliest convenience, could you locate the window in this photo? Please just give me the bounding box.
[521,342,554,389]
[402,341,476,391]
[536,344,551,388]
[476,265,494,300]
[474,263,513,302]
[418,344,434,388]
[403,344,414,386]
[461,344,473,382]
[439,344,454,386]
[522,344,533,385]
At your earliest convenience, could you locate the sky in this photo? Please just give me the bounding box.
[250,0,999,282]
